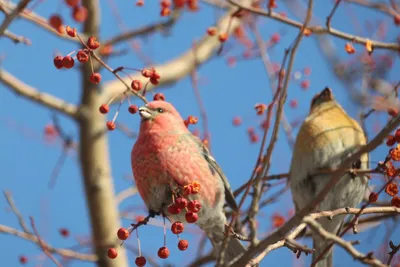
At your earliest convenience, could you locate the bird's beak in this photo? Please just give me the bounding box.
[138,106,153,120]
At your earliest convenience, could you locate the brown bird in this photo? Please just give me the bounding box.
[289,87,369,267]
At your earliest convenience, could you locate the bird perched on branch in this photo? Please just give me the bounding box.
[289,87,369,267]
[131,100,245,264]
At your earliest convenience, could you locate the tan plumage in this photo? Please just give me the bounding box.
[289,88,369,267]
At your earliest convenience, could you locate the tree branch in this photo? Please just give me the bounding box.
[102,0,253,104]
[0,69,78,118]
[0,224,96,261]
[304,217,387,267]
[0,0,31,36]
[227,0,400,51]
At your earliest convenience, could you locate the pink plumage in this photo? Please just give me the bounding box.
[131,100,245,263]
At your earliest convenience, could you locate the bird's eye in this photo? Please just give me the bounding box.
[157,108,164,113]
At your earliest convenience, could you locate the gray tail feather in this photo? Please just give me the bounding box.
[209,234,246,265]
[312,248,333,267]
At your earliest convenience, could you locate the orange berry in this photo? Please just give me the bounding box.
[345,43,355,54]
[385,183,399,196]
[218,33,228,42]
[66,26,77,37]
[87,36,100,50]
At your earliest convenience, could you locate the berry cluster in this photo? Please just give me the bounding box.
[167,181,202,224]
[48,1,87,34]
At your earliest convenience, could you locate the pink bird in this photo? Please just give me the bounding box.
[131,100,245,263]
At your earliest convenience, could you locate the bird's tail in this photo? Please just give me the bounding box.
[207,228,246,265]
[311,217,344,267]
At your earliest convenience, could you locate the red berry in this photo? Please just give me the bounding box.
[250,133,259,143]
[153,93,165,101]
[289,99,298,108]
[394,15,400,26]
[303,67,311,76]
[53,56,63,69]
[141,68,152,78]
[77,50,89,63]
[72,6,88,22]
[128,105,139,114]
[167,204,181,214]
[90,73,101,84]
[135,256,147,266]
[160,7,171,16]
[65,0,80,7]
[369,192,378,203]
[161,0,171,8]
[150,77,159,85]
[158,246,170,259]
[19,255,28,264]
[174,0,185,8]
[270,33,280,43]
[232,116,242,126]
[59,228,69,237]
[387,135,396,146]
[131,80,142,91]
[171,221,184,234]
[107,121,116,131]
[49,15,63,31]
[66,25,76,37]
[117,228,129,240]
[388,108,398,117]
[392,196,400,207]
[87,36,100,50]
[187,200,202,213]
[62,56,75,69]
[395,129,400,143]
[218,33,228,42]
[185,212,198,223]
[178,239,189,251]
[175,197,188,209]
[301,80,310,90]
[207,27,217,36]
[136,0,144,6]
[99,104,109,114]
[107,248,118,259]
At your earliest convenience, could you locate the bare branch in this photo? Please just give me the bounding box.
[0,0,85,43]
[0,224,96,261]
[102,0,254,104]
[3,191,31,233]
[227,0,400,51]
[304,217,387,267]
[3,29,31,44]
[0,70,78,118]
[233,109,400,265]
[103,10,181,46]
[0,0,31,36]
[115,187,137,206]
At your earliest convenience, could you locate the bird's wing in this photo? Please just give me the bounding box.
[187,134,239,211]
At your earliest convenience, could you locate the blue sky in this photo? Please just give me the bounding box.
[1,0,399,266]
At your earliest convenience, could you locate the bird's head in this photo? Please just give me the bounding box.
[310,87,336,112]
[138,100,186,132]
